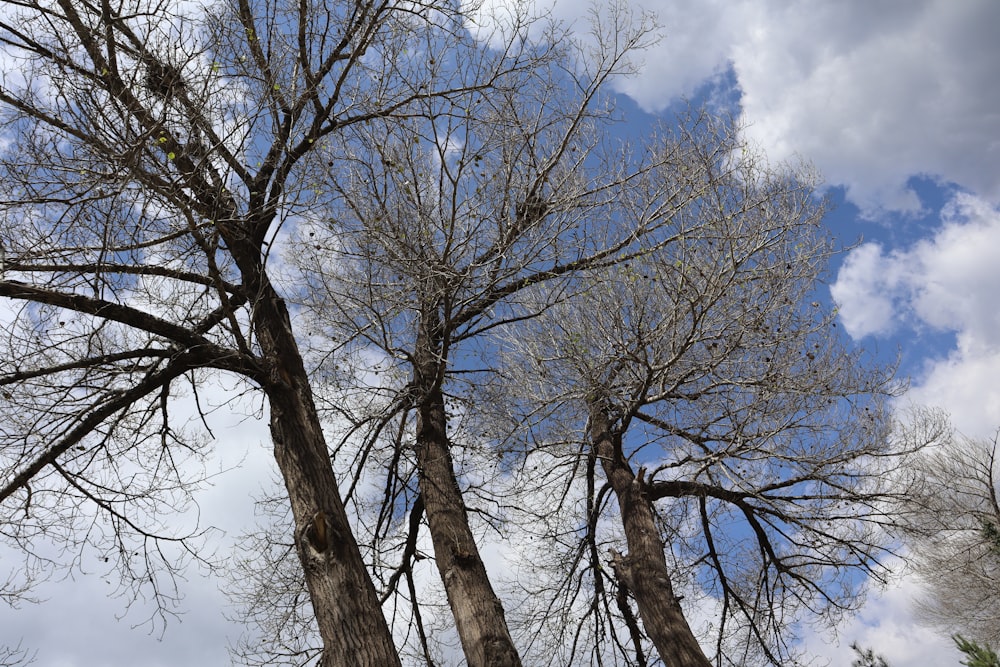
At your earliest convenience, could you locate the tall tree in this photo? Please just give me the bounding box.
[0,1,935,665]
[0,0,537,664]
[495,144,927,664]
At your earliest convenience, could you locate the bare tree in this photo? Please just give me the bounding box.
[899,422,1000,647]
[495,143,929,665]
[290,38,919,666]
[0,0,537,664]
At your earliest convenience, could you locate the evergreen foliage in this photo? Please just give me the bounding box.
[850,643,889,667]
[955,635,1000,667]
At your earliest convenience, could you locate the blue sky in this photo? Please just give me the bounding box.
[3,1,1000,665]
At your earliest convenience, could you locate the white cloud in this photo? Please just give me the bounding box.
[906,195,1000,352]
[799,562,960,666]
[0,378,276,667]
[907,348,1000,437]
[832,193,1000,435]
[615,0,750,100]
[829,243,901,339]
[588,0,1000,213]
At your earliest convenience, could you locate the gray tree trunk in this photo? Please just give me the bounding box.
[252,274,402,667]
[589,402,712,667]
[412,304,523,667]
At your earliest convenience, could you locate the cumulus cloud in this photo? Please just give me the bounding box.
[585,0,1000,214]
[907,349,1000,437]
[829,243,902,339]
[833,194,1000,344]
[728,0,1000,214]
[832,193,1000,434]
[798,562,960,666]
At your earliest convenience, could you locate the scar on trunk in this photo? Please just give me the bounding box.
[304,510,330,553]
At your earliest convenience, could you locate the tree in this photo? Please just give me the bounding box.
[955,634,1000,667]
[898,426,1000,647]
[0,0,538,664]
[286,74,928,667]
[494,149,929,665]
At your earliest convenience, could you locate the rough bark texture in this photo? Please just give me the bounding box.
[589,401,712,667]
[253,275,402,667]
[413,305,523,667]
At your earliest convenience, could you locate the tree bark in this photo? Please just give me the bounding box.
[256,282,402,667]
[412,304,523,667]
[589,401,712,667]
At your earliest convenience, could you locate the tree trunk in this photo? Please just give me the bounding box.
[412,305,523,667]
[257,285,402,667]
[589,401,712,667]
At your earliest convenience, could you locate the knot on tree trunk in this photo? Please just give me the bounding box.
[608,548,637,591]
[452,546,479,568]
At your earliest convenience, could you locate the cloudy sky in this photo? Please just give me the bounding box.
[581,0,1000,437]
[597,0,999,663]
[4,0,1000,665]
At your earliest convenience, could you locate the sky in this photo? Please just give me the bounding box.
[3,0,1000,665]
